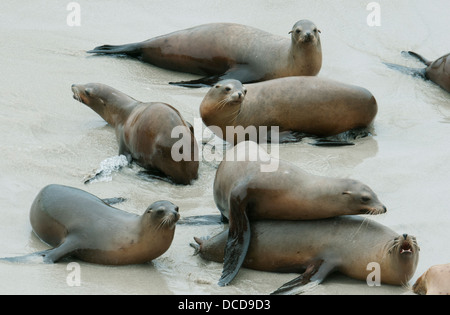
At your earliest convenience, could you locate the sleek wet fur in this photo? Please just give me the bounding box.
[192,217,419,294]
[212,142,387,286]
[2,185,180,265]
[384,51,450,93]
[413,264,450,295]
[200,78,378,145]
[72,83,199,185]
[88,20,322,88]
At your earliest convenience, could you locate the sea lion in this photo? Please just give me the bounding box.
[413,263,450,295]
[191,216,419,294]
[2,185,180,265]
[72,83,199,185]
[87,20,322,88]
[199,77,378,145]
[213,141,387,286]
[384,51,450,93]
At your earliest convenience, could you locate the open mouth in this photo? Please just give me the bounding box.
[400,241,414,255]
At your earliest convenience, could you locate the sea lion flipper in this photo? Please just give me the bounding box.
[270,260,331,295]
[169,75,222,88]
[403,51,432,66]
[383,62,427,79]
[218,191,251,287]
[0,250,52,264]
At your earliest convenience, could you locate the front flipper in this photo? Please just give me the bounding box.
[102,197,127,206]
[271,260,335,295]
[169,75,222,88]
[218,189,251,287]
[266,130,309,144]
[170,65,260,88]
[2,237,81,264]
[1,250,53,264]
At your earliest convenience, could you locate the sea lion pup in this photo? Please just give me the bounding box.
[213,141,387,286]
[413,264,450,295]
[199,77,378,145]
[2,185,180,265]
[191,217,419,294]
[87,20,322,88]
[72,83,199,185]
[384,52,450,93]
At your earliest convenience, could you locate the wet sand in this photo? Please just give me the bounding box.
[0,0,449,295]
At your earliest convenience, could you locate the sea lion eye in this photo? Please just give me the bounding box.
[361,196,371,203]
[243,88,248,95]
[85,89,92,97]
[295,29,301,34]
[225,86,232,92]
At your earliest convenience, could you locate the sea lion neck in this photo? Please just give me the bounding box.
[102,93,139,127]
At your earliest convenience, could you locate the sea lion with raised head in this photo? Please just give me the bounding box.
[2,185,180,265]
[212,141,387,286]
[384,51,450,93]
[72,83,199,185]
[191,216,419,294]
[413,263,450,295]
[199,77,378,145]
[87,20,322,88]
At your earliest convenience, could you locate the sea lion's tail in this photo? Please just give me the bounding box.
[87,43,142,58]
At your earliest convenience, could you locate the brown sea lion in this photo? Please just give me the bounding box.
[191,216,419,294]
[199,77,378,145]
[2,185,180,265]
[212,141,387,286]
[384,51,450,93]
[413,263,450,295]
[72,83,199,185]
[87,20,322,88]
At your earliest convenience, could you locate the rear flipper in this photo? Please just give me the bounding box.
[270,260,335,295]
[87,43,142,58]
[402,51,431,66]
[218,189,251,287]
[383,62,427,79]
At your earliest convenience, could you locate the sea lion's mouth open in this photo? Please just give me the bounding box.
[400,241,414,255]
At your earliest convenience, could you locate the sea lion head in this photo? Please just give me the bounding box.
[143,200,180,230]
[200,80,247,126]
[341,180,387,215]
[290,20,321,46]
[71,83,134,125]
[384,233,420,284]
[211,80,247,105]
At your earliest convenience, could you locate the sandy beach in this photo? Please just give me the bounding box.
[0,0,449,295]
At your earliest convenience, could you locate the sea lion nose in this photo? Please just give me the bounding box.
[403,234,408,240]
[383,205,387,213]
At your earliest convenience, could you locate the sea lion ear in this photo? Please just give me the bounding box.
[318,29,321,34]
[288,30,293,35]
